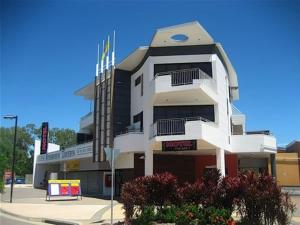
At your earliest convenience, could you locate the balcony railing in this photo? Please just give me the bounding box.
[151,116,212,137]
[155,68,215,88]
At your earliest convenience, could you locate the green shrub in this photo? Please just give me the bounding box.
[175,204,202,225]
[156,205,177,223]
[132,206,156,225]
[0,179,4,193]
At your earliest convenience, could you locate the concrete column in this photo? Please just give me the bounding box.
[145,146,153,176]
[270,154,277,179]
[216,148,226,176]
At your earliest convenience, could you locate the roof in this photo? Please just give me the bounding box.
[74,82,94,100]
[116,21,239,100]
[286,140,300,151]
[77,21,239,100]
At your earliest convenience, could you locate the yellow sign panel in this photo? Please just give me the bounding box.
[48,179,80,184]
[66,160,80,171]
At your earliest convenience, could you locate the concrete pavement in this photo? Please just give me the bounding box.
[2,184,300,225]
[0,184,125,225]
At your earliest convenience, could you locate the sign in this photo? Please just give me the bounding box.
[40,122,49,154]
[66,160,80,171]
[162,140,197,151]
[47,180,81,200]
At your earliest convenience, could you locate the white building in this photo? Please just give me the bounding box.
[34,21,277,196]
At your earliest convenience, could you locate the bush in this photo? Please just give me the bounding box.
[156,205,177,223]
[132,206,156,225]
[121,171,295,225]
[121,172,178,222]
[236,171,296,225]
[0,179,4,193]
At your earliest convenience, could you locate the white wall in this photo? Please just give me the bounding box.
[114,133,144,153]
[33,140,60,188]
[231,134,277,153]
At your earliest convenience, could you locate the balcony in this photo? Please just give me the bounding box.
[150,117,225,149]
[80,111,94,130]
[152,68,217,104]
[114,124,144,153]
[231,134,277,154]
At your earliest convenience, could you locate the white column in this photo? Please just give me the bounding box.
[145,146,153,176]
[216,148,225,176]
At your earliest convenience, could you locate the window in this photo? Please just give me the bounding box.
[133,111,143,131]
[135,76,141,86]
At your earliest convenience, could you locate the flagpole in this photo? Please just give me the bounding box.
[106,36,110,70]
[112,30,115,67]
[101,40,104,74]
[96,43,100,77]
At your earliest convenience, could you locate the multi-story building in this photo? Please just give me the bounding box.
[33,21,277,196]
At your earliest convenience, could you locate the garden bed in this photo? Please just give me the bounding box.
[121,170,296,225]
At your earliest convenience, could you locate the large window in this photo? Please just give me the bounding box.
[153,105,215,122]
[154,62,212,77]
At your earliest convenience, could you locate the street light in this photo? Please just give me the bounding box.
[3,115,18,203]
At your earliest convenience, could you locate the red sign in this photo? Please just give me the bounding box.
[162,140,197,151]
[40,122,49,154]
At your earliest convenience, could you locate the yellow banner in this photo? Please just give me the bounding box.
[48,180,80,184]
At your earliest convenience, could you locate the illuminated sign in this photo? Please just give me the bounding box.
[162,140,197,151]
[40,122,49,154]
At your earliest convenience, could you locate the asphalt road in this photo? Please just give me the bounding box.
[0,211,47,225]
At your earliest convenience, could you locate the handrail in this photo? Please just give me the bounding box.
[154,67,216,88]
[151,116,213,137]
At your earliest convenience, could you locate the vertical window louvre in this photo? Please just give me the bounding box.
[141,74,143,96]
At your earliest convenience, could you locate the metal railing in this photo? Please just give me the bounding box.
[155,68,215,87]
[151,116,212,137]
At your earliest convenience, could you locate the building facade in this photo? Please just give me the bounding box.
[33,22,277,196]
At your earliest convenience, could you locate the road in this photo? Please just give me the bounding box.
[0,211,47,225]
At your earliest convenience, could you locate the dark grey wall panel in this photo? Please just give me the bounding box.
[113,69,131,136]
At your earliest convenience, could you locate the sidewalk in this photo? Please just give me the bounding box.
[2,185,300,225]
[0,185,125,225]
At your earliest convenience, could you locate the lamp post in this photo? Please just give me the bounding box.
[3,115,18,203]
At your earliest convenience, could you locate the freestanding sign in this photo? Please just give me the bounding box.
[40,122,49,154]
[47,180,82,200]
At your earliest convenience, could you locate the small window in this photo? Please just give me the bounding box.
[135,76,141,86]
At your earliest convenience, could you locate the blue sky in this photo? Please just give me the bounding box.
[1,0,299,146]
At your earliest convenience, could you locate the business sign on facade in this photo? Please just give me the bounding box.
[40,122,49,154]
[162,140,197,151]
[66,160,80,171]
[47,180,81,200]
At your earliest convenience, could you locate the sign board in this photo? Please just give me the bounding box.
[66,160,80,171]
[47,180,81,200]
[40,122,49,154]
[162,140,197,151]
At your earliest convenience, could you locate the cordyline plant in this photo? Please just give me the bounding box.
[121,170,296,225]
[236,171,296,225]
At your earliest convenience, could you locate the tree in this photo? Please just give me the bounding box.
[0,124,76,179]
